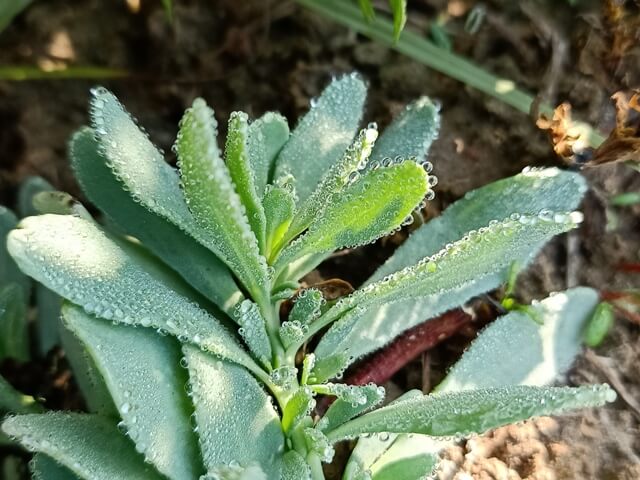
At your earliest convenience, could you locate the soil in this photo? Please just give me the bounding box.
[0,0,639,479]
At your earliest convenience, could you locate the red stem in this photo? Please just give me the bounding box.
[617,262,640,273]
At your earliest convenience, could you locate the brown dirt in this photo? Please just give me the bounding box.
[0,1,639,479]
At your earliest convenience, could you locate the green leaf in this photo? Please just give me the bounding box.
[233,299,273,369]
[248,112,289,197]
[71,128,241,314]
[315,211,582,360]
[0,206,29,298]
[183,345,284,477]
[437,288,600,392]
[318,383,385,433]
[276,161,428,273]
[62,303,203,480]
[263,185,296,261]
[369,97,440,164]
[2,413,163,480]
[0,0,31,34]
[0,284,28,362]
[282,450,311,480]
[316,168,588,362]
[583,301,615,348]
[358,0,375,22]
[366,435,439,480]
[31,454,80,480]
[226,112,268,252]
[31,191,92,219]
[34,284,62,357]
[176,98,269,302]
[308,351,351,385]
[7,214,260,374]
[273,74,367,204]
[17,176,54,218]
[0,374,42,414]
[282,386,315,434]
[388,0,407,41]
[289,288,324,325]
[326,384,615,442]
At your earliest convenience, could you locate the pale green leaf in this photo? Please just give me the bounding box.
[326,384,615,442]
[289,288,324,325]
[369,97,440,164]
[2,413,163,480]
[0,375,42,414]
[282,386,315,434]
[17,176,54,218]
[282,451,311,480]
[184,345,284,477]
[31,454,80,480]
[276,161,428,273]
[316,168,588,361]
[273,74,367,204]
[32,191,92,219]
[366,435,439,480]
[583,301,615,348]
[263,185,296,261]
[176,98,269,302]
[318,383,385,433]
[63,303,203,480]
[7,214,260,373]
[233,300,273,369]
[247,112,289,197]
[437,287,600,392]
[0,284,28,361]
[389,0,407,40]
[308,352,351,385]
[71,128,242,314]
[225,112,267,252]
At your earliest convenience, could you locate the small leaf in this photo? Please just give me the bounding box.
[71,128,242,314]
[583,301,615,348]
[225,112,268,252]
[282,386,315,434]
[369,97,440,165]
[3,413,163,480]
[326,384,615,442]
[0,374,42,414]
[388,0,407,41]
[282,451,311,480]
[308,352,351,385]
[17,176,54,218]
[176,99,269,302]
[32,191,92,219]
[304,428,334,463]
[318,383,385,433]
[437,288,600,392]
[233,299,273,369]
[0,284,28,362]
[184,345,284,477]
[289,288,324,325]
[7,214,259,373]
[31,454,80,480]
[279,321,307,349]
[248,112,289,197]
[276,162,428,272]
[263,185,296,260]
[273,74,367,204]
[63,304,203,480]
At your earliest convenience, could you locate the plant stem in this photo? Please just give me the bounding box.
[296,0,605,147]
[307,452,326,480]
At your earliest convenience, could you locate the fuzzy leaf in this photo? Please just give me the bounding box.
[63,304,203,480]
[319,383,385,433]
[7,214,259,372]
[365,436,439,480]
[184,345,284,477]
[31,454,80,480]
[437,288,599,392]
[273,74,367,204]
[0,375,42,414]
[282,451,311,480]
[263,185,296,260]
[282,386,315,434]
[233,300,273,369]
[326,384,615,442]
[277,162,428,272]
[289,288,324,325]
[248,112,289,197]
[0,284,28,361]
[3,413,163,479]
[369,97,440,164]
[71,128,241,313]
[225,112,267,252]
[308,352,351,385]
[316,168,588,361]
[176,99,269,301]
[17,176,54,218]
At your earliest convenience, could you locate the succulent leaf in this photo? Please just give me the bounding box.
[0,283,28,361]
[31,453,80,480]
[248,112,289,197]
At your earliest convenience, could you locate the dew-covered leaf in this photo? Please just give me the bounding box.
[364,435,439,480]
[176,99,269,302]
[233,299,273,369]
[282,450,311,480]
[248,112,289,197]
[276,161,428,272]
[318,383,385,433]
[326,384,615,442]
[282,386,315,434]
[71,128,241,314]
[3,413,163,480]
[308,352,351,385]
[0,283,28,361]
[63,303,203,480]
[183,345,284,477]
[0,374,42,414]
[437,287,599,392]
[263,185,296,261]
[273,74,367,204]
[289,289,324,325]
[327,168,588,362]
[225,112,267,252]
[31,454,80,480]
[0,207,29,298]
[369,97,440,165]
[7,214,259,372]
